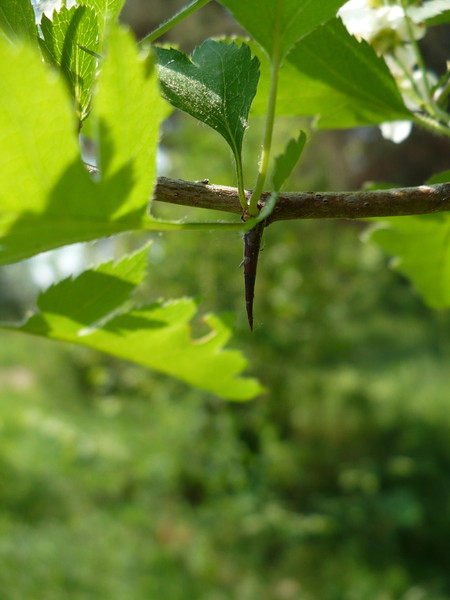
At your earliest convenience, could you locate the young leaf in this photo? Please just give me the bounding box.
[218,0,348,61]
[1,247,264,400]
[155,40,260,167]
[272,131,307,191]
[251,18,411,128]
[39,5,99,120]
[0,0,37,43]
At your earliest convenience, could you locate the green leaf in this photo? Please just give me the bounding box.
[427,169,450,185]
[426,9,450,25]
[78,0,126,45]
[251,18,411,128]
[0,27,177,267]
[218,0,348,61]
[156,40,259,168]
[0,0,37,43]
[0,33,99,264]
[367,213,450,309]
[1,247,264,400]
[79,0,125,21]
[272,131,307,191]
[366,171,450,309]
[39,5,99,120]
[94,25,170,218]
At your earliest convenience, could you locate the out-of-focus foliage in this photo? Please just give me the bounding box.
[1,0,450,597]
[1,111,450,599]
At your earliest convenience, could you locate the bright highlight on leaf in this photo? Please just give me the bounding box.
[0,247,264,400]
[156,40,260,170]
[272,131,307,191]
[0,25,182,267]
[0,0,37,43]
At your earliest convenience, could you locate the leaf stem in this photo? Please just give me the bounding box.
[412,113,450,138]
[400,0,432,98]
[248,1,282,217]
[139,0,212,46]
[399,0,449,125]
[234,152,248,213]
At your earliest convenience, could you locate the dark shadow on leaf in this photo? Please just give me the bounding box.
[0,154,140,265]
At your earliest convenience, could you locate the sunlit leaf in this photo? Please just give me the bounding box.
[39,5,99,119]
[1,247,264,400]
[156,40,259,167]
[79,0,126,43]
[0,0,37,43]
[0,27,181,266]
[94,25,171,218]
[79,0,125,21]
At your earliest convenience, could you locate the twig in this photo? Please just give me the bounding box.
[154,177,450,223]
[84,166,450,222]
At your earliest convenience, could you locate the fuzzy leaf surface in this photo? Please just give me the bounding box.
[251,19,411,127]
[1,247,263,400]
[219,0,347,60]
[156,40,259,162]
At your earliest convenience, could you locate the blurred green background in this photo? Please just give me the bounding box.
[1,1,450,598]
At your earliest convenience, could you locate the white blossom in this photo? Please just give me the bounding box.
[379,120,413,143]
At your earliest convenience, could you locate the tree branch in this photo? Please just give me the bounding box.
[154,177,450,223]
[85,166,450,222]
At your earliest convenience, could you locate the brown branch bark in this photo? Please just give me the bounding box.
[154,177,450,223]
[86,166,450,222]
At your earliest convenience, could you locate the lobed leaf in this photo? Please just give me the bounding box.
[218,0,348,61]
[156,40,259,164]
[1,247,264,400]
